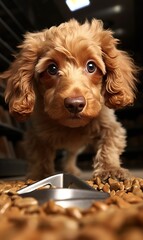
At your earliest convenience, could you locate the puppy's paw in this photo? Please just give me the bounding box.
[93,167,131,181]
[64,165,82,176]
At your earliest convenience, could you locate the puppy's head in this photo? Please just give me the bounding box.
[0,19,137,127]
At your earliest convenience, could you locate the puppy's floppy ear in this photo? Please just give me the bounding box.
[0,32,43,120]
[99,23,138,109]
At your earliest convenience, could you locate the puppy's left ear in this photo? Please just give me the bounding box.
[100,29,138,109]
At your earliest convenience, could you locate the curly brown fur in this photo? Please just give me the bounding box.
[0,19,138,180]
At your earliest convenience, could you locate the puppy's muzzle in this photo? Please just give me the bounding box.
[64,96,86,114]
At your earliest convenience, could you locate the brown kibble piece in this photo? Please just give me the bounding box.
[108,178,121,191]
[92,201,108,211]
[103,183,110,193]
[86,180,94,188]
[0,194,12,214]
[105,195,131,208]
[43,200,65,214]
[66,207,82,219]
[122,192,143,203]
[94,177,101,185]
[124,179,132,191]
[98,183,104,190]
[14,197,38,208]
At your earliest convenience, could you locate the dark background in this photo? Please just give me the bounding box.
[0,0,143,176]
[1,0,143,68]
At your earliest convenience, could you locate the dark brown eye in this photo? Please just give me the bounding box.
[47,63,58,75]
[86,61,97,73]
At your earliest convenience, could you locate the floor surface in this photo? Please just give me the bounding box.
[1,169,143,181]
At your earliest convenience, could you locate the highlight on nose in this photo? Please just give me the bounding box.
[64,96,86,114]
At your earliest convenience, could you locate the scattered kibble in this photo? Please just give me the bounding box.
[0,176,143,239]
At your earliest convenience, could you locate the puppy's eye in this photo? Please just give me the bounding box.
[86,61,97,73]
[47,63,58,75]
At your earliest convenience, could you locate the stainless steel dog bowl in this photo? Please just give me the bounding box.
[18,173,109,209]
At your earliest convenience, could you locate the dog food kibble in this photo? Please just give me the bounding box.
[1,177,143,239]
[13,197,38,208]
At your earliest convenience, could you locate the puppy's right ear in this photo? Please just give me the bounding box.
[0,32,43,121]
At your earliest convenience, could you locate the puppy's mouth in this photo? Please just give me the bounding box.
[70,113,82,119]
[59,112,92,128]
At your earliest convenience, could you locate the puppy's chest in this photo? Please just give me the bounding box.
[42,125,93,150]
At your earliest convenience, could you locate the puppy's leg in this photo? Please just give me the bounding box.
[93,112,130,180]
[28,148,55,180]
[26,138,56,180]
[63,150,82,176]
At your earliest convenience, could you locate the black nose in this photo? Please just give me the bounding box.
[64,96,86,114]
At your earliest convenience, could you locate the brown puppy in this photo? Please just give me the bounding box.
[1,19,137,180]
